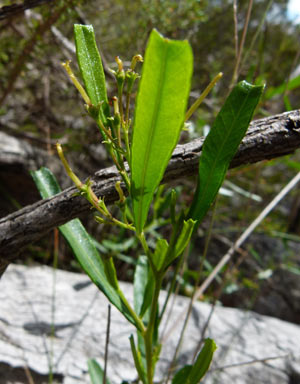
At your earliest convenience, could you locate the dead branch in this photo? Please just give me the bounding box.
[0,0,54,21]
[0,109,299,274]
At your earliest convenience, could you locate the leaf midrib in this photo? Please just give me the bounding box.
[193,90,252,218]
[136,42,169,231]
[81,29,101,104]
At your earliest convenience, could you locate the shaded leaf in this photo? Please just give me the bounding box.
[172,365,192,384]
[133,255,149,316]
[88,359,111,384]
[173,219,195,259]
[152,238,169,270]
[129,335,147,384]
[171,338,216,384]
[133,255,155,318]
[188,81,263,224]
[188,338,217,383]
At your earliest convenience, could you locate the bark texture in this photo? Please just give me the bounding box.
[0,0,54,20]
[0,110,300,273]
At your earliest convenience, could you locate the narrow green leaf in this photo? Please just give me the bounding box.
[88,359,111,384]
[74,24,108,120]
[173,219,195,259]
[133,256,149,315]
[131,29,193,233]
[172,365,192,384]
[188,338,217,383]
[152,238,169,270]
[129,335,147,384]
[172,338,216,384]
[188,81,263,224]
[102,256,120,290]
[31,167,137,327]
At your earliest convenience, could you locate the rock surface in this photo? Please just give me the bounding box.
[0,264,299,384]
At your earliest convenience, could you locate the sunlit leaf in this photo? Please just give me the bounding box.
[74,24,109,121]
[31,167,138,328]
[131,29,193,233]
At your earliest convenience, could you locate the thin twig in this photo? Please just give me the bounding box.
[24,366,35,384]
[233,0,238,59]
[231,0,254,86]
[165,201,217,383]
[211,354,289,371]
[0,0,75,106]
[103,305,111,384]
[0,0,54,20]
[240,0,273,74]
[194,171,300,301]
[164,171,300,342]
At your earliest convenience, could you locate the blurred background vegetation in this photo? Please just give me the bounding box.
[0,0,299,322]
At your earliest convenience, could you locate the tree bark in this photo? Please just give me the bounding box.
[0,109,300,273]
[0,0,54,20]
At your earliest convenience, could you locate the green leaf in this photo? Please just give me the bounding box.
[152,238,169,270]
[133,256,149,316]
[88,359,111,384]
[172,365,192,384]
[188,338,217,383]
[173,219,195,259]
[131,29,193,233]
[171,338,216,384]
[129,335,147,384]
[74,24,108,121]
[188,81,263,224]
[133,255,155,318]
[102,256,120,290]
[31,167,137,328]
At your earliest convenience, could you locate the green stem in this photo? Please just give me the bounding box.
[138,232,157,275]
[123,122,131,164]
[118,87,124,134]
[144,274,163,384]
[117,288,146,334]
[125,87,131,124]
[185,72,223,121]
[119,169,131,191]
[130,335,147,384]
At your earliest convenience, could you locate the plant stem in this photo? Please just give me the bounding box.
[185,72,223,121]
[138,232,157,274]
[144,274,163,384]
[117,288,146,334]
[231,0,253,86]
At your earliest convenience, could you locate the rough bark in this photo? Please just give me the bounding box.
[0,110,300,272]
[0,0,54,20]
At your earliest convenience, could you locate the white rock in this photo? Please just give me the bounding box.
[0,264,299,383]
